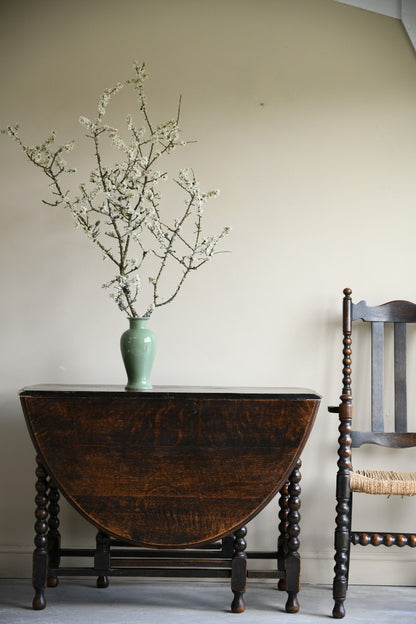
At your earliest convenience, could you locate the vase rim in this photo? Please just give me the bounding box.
[128,316,149,321]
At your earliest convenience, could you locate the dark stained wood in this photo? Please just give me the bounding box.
[329,288,416,619]
[283,458,302,613]
[32,456,49,610]
[46,484,60,588]
[20,384,318,397]
[231,526,247,613]
[351,532,416,547]
[21,385,320,614]
[21,386,319,548]
[331,289,353,620]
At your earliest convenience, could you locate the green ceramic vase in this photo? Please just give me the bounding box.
[120,317,156,390]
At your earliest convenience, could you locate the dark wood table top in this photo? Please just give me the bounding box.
[20,385,320,548]
[20,384,320,397]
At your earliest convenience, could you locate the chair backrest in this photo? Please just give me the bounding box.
[342,288,416,449]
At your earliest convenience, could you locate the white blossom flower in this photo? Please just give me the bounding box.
[2,62,230,318]
[97,83,123,120]
[79,116,92,128]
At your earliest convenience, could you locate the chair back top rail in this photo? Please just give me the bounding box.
[352,299,416,323]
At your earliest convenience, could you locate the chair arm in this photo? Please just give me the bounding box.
[328,406,340,413]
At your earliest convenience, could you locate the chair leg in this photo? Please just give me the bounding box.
[32,456,49,610]
[284,459,301,614]
[345,493,352,589]
[231,526,247,613]
[333,478,351,618]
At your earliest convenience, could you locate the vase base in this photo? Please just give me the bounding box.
[125,384,153,391]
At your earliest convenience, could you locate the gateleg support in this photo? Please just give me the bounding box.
[32,456,49,610]
[231,526,247,613]
[284,458,302,614]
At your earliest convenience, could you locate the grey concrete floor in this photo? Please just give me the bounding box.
[0,579,415,623]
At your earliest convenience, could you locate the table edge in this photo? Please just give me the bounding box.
[19,384,321,400]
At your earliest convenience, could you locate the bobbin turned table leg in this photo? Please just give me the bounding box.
[277,479,290,591]
[231,526,247,613]
[32,456,49,610]
[47,483,61,588]
[284,459,302,614]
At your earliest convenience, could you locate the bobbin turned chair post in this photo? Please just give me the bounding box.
[329,288,416,619]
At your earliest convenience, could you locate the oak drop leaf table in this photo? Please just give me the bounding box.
[20,385,320,615]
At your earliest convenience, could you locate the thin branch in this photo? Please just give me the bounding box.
[3,65,230,318]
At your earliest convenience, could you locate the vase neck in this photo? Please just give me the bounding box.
[128,317,149,329]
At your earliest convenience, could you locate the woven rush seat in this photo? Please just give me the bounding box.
[350,469,416,496]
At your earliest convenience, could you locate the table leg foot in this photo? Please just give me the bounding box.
[97,575,109,588]
[333,599,346,619]
[47,575,59,587]
[285,591,300,613]
[32,590,46,610]
[231,591,245,613]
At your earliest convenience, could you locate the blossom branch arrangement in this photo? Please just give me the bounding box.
[2,62,230,317]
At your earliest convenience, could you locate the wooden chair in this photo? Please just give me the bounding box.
[329,288,416,619]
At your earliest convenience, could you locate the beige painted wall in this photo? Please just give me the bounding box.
[1,0,416,587]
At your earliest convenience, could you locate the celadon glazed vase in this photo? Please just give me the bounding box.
[120,317,156,390]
